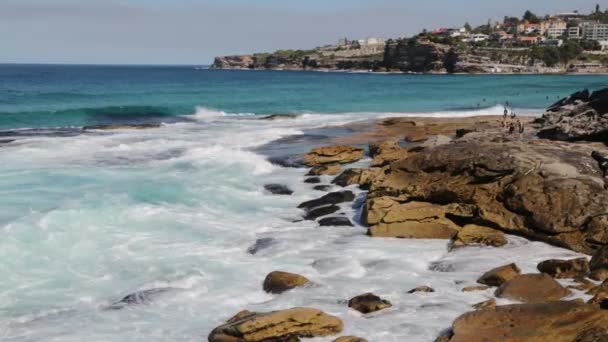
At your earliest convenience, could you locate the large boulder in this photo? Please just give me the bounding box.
[332,168,385,189]
[364,136,608,254]
[494,273,570,303]
[477,263,521,287]
[208,307,343,342]
[263,271,310,294]
[298,191,355,210]
[348,293,392,314]
[365,200,464,239]
[264,184,293,195]
[538,87,608,141]
[451,225,507,248]
[303,146,365,167]
[537,258,589,279]
[444,301,608,342]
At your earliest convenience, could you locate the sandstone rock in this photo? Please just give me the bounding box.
[348,293,392,314]
[303,146,365,167]
[567,277,596,292]
[451,225,507,248]
[446,301,608,342]
[227,310,257,324]
[588,279,608,307]
[208,307,343,342]
[462,285,489,292]
[298,191,355,210]
[263,271,310,294]
[407,286,435,294]
[308,164,342,176]
[333,337,368,342]
[495,273,570,303]
[537,258,589,279]
[364,135,608,254]
[472,298,496,310]
[264,184,293,195]
[590,246,608,281]
[318,217,353,227]
[369,139,407,167]
[332,168,385,189]
[366,201,461,239]
[477,263,521,287]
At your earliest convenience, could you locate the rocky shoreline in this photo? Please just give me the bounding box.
[208,88,608,341]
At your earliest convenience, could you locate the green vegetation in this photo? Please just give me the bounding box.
[523,10,540,23]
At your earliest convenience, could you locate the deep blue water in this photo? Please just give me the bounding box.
[1,64,607,130]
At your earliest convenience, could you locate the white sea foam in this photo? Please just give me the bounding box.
[0,107,584,342]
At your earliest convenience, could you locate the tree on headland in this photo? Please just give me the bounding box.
[559,40,581,66]
[464,22,472,32]
[523,10,540,23]
[597,4,601,13]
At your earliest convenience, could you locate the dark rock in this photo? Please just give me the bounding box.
[304,205,340,220]
[83,123,161,130]
[106,287,173,310]
[590,88,608,115]
[304,177,322,184]
[547,89,589,112]
[348,293,392,314]
[313,185,331,191]
[455,128,476,138]
[537,258,589,279]
[318,217,353,227]
[297,191,355,210]
[407,286,435,294]
[264,184,293,195]
[590,246,608,281]
[247,238,276,255]
[0,139,15,144]
[267,156,303,168]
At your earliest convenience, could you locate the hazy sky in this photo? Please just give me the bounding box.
[0,0,602,65]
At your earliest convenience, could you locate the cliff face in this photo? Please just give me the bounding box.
[382,39,450,72]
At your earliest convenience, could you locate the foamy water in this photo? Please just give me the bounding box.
[0,109,589,341]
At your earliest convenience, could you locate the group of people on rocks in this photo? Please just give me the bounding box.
[501,102,524,135]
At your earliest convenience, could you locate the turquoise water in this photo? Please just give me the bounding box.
[0,65,604,341]
[1,64,607,130]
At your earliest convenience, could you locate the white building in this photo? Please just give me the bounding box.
[357,37,386,46]
[568,27,582,39]
[463,34,489,43]
[582,23,608,41]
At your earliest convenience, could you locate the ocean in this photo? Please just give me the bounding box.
[0,64,605,341]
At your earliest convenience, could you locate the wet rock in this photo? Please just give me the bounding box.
[590,246,608,281]
[365,200,461,239]
[268,155,303,168]
[445,301,608,342]
[303,205,340,221]
[263,271,310,294]
[332,168,385,190]
[208,307,343,342]
[318,217,353,227]
[313,185,331,191]
[107,287,173,310]
[348,293,392,314]
[263,184,293,195]
[227,310,257,324]
[588,279,608,307]
[247,238,276,255]
[477,263,521,287]
[83,123,161,130]
[537,257,589,279]
[407,286,435,294]
[455,128,476,138]
[333,336,368,342]
[495,273,570,303]
[450,225,507,248]
[304,177,322,184]
[308,164,342,176]
[472,298,496,310]
[303,146,365,167]
[462,285,489,292]
[298,191,355,210]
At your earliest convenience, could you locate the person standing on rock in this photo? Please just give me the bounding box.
[508,122,515,135]
[517,120,524,134]
[503,106,508,119]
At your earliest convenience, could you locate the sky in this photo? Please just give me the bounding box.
[0,0,603,65]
